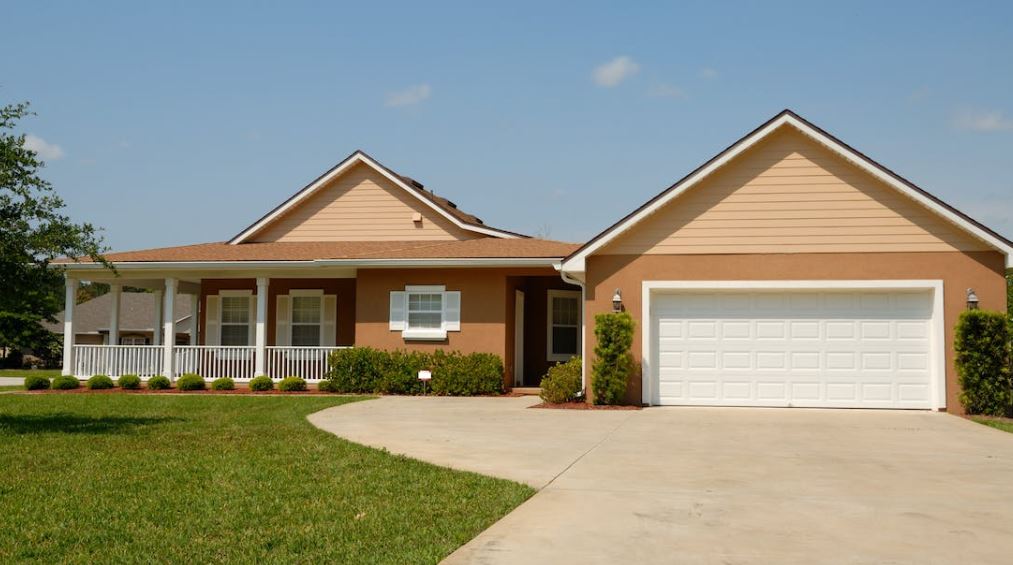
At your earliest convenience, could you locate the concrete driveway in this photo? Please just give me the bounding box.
[310,397,1013,564]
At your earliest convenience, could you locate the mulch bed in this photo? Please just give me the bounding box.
[530,401,641,410]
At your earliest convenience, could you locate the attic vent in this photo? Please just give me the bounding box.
[444,199,458,209]
[401,176,425,190]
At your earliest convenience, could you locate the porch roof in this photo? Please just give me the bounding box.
[58,238,580,264]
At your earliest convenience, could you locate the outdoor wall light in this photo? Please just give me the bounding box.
[966,288,979,310]
[612,289,623,312]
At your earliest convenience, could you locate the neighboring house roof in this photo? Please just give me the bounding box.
[59,239,579,264]
[562,109,1013,272]
[229,150,526,243]
[42,293,192,336]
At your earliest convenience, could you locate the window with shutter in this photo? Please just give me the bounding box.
[391,285,461,340]
[547,290,581,361]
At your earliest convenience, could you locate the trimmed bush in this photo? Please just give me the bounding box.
[23,374,51,391]
[176,373,206,391]
[147,375,171,390]
[52,375,81,390]
[324,348,504,396]
[278,376,307,392]
[211,377,235,391]
[249,375,274,392]
[117,374,142,390]
[86,374,115,390]
[539,357,583,404]
[591,312,635,405]
[955,310,1012,416]
[317,379,338,393]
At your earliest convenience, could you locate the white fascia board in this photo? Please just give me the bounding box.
[60,257,564,272]
[561,114,1012,271]
[229,152,519,244]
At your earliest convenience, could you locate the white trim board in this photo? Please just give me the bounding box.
[562,111,1013,272]
[229,151,521,244]
[639,279,946,410]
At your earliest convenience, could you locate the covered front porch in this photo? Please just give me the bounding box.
[60,263,581,386]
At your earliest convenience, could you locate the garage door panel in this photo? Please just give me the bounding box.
[652,289,934,409]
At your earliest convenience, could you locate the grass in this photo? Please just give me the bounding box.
[0,395,534,563]
[971,416,1013,434]
[0,369,61,378]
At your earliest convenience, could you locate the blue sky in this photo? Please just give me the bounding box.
[3,1,1012,250]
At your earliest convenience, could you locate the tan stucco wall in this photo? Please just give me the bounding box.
[600,129,989,255]
[583,251,1008,412]
[251,162,479,242]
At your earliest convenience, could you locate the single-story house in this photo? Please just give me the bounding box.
[43,292,192,345]
[57,110,1011,412]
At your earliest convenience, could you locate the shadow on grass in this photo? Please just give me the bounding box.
[0,413,182,435]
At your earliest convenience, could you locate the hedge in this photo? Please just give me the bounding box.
[325,348,503,396]
[86,374,115,390]
[23,374,51,391]
[539,356,582,404]
[955,309,1012,416]
[249,375,274,392]
[278,376,307,392]
[176,374,206,391]
[117,374,142,390]
[147,375,171,390]
[591,312,635,405]
[52,375,80,390]
[211,377,235,391]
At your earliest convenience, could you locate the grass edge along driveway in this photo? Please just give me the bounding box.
[0,394,533,564]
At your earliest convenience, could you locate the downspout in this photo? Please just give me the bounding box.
[555,263,587,398]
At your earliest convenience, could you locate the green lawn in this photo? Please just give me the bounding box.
[0,395,533,563]
[971,416,1013,434]
[0,369,61,378]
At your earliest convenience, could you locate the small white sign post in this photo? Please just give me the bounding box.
[418,370,432,395]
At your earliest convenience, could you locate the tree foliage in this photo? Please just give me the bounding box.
[591,312,635,405]
[0,101,107,352]
[955,309,1012,416]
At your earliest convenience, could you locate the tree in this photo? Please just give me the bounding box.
[0,101,108,356]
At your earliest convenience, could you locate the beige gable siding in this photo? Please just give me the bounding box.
[600,128,989,255]
[251,163,480,242]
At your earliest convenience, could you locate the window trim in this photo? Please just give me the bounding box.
[289,289,324,346]
[403,285,447,340]
[218,290,252,347]
[546,289,581,362]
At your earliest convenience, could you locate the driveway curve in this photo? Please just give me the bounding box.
[310,397,1013,564]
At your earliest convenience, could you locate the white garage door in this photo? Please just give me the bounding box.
[651,289,936,409]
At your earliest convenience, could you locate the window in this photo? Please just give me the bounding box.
[220,295,251,346]
[408,292,443,330]
[390,285,460,340]
[291,295,322,346]
[547,290,581,361]
[120,336,147,345]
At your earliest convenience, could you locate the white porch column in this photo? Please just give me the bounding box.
[255,277,269,376]
[162,279,176,379]
[152,290,163,346]
[61,277,78,376]
[189,294,199,346]
[108,284,121,346]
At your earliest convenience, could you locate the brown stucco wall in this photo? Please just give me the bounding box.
[199,278,355,346]
[584,251,1008,412]
[355,267,565,388]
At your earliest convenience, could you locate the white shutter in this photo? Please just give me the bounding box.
[247,296,257,346]
[444,291,461,331]
[322,294,337,345]
[205,295,220,346]
[389,291,406,331]
[276,295,291,346]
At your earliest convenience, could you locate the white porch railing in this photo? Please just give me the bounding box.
[73,345,162,378]
[266,346,348,382]
[70,344,346,382]
[173,346,257,380]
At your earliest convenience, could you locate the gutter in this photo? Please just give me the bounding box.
[60,257,567,271]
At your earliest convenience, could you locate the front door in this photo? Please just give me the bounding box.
[514,290,524,386]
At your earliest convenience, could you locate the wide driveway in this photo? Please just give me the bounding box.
[310,397,1013,564]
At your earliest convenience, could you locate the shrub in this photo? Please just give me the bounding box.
[86,374,115,390]
[539,357,583,404]
[23,374,51,391]
[117,374,142,390]
[429,350,504,396]
[324,348,504,396]
[278,376,307,392]
[147,375,171,390]
[52,375,81,390]
[317,379,338,393]
[176,373,206,391]
[249,375,274,392]
[592,312,635,405]
[955,310,1012,416]
[211,377,235,391]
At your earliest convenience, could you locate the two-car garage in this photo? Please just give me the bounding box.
[644,282,944,409]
